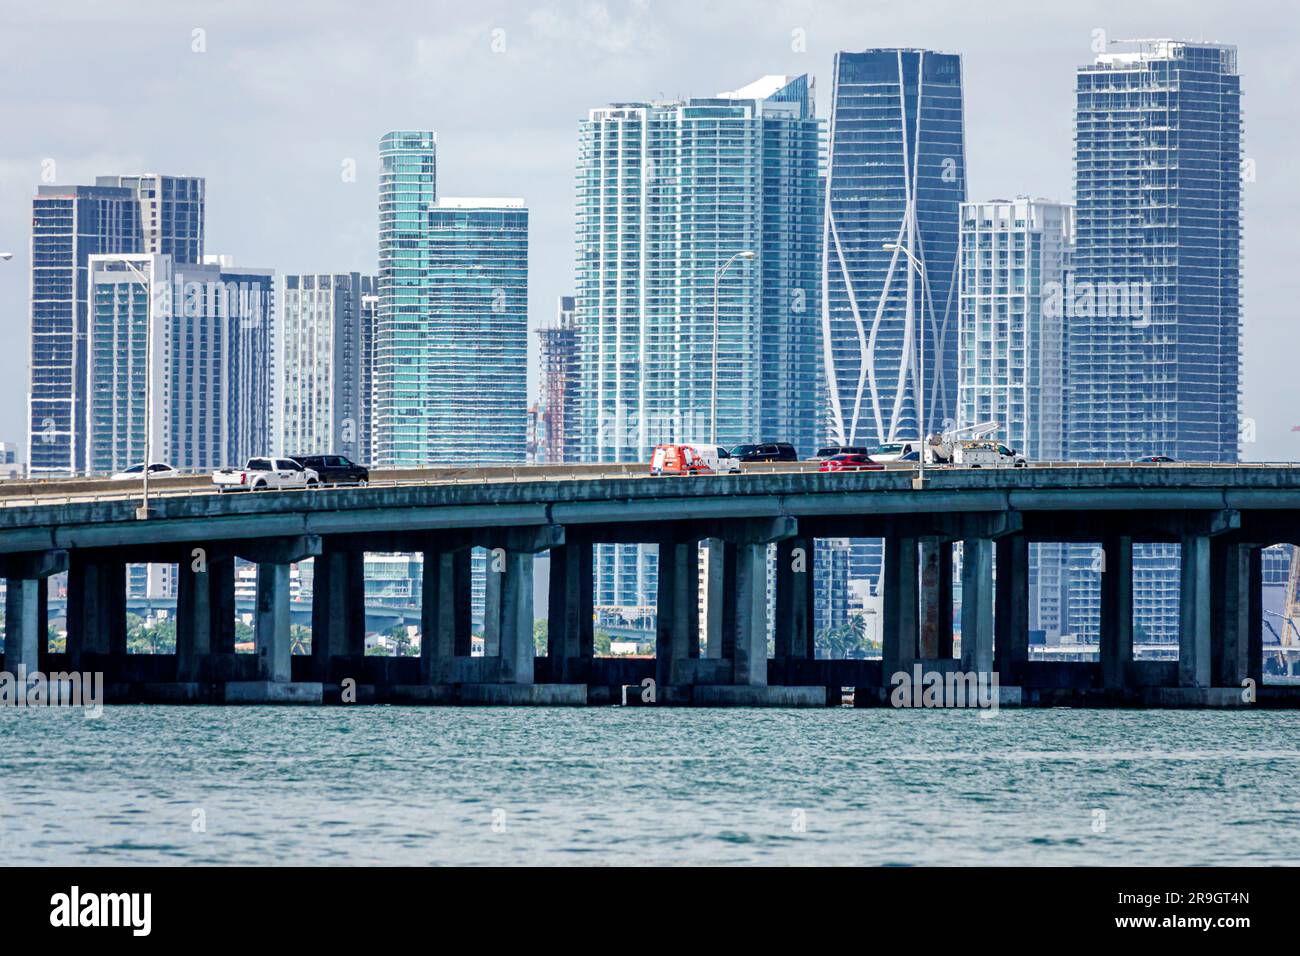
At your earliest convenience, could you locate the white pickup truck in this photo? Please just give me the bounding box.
[213,457,320,492]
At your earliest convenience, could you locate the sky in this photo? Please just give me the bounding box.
[1,0,1296,462]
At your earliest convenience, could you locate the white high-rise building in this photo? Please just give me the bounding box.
[277,273,375,462]
[958,197,1074,640]
[85,253,274,477]
[957,198,1074,460]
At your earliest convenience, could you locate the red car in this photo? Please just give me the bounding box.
[819,453,883,473]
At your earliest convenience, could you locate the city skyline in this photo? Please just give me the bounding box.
[1,2,1291,466]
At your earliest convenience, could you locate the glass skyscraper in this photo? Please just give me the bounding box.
[28,174,205,478]
[95,174,205,265]
[30,185,140,477]
[822,49,966,447]
[1068,39,1242,463]
[374,130,437,465]
[1066,40,1243,644]
[374,189,528,466]
[573,74,822,613]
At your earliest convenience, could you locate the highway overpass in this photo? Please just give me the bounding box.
[2,462,1299,706]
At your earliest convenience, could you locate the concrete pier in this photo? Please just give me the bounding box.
[960,537,994,674]
[547,542,594,682]
[881,535,918,681]
[918,540,953,659]
[1,551,66,672]
[994,535,1029,683]
[1099,534,1134,690]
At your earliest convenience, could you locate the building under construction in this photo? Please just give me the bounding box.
[536,295,577,464]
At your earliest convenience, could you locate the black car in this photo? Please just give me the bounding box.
[290,454,369,485]
[729,442,799,463]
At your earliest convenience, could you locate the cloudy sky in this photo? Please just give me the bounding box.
[1,0,1295,461]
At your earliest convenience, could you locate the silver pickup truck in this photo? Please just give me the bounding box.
[212,457,320,492]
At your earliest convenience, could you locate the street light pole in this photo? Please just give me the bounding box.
[711,250,756,445]
[884,242,927,490]
[118,258,155,519]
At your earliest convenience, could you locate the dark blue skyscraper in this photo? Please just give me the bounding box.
[28,173,204,477]
[822,49,967,447]
[1066,40,1243,643]
[1068,40,1242,462]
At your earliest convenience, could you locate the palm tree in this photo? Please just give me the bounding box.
[289,625,311,656]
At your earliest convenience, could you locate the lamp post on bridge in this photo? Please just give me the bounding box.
[116,257,157,520]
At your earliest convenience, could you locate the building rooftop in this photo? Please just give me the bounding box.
[434,197,525,209]
[1093,38,1237,70]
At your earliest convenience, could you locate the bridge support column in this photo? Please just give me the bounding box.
[733,542,768,687]
[655,540,700,689]
[1247,546,1263,688]
[4,580,41,673]
[1099,535,1133,690]
[704,539,736,660]
[230,536,321,699]
[483,549,503,657]
[960,538,994,674]
[493,551,534,684]
[67,556,127,670]
[254,563,292,682]
[774,537,814,663]
[1179,533,1212,688]
[547,543,593,683]
[882,535,918,682]
[995,535,1029,683]
[208,555,236,654]
[176,558,211,682]
[312,550,366,681]
[1211,541,1252,689]
[919,540,953,660]
[2,550,67,673]
[421,548,472,682]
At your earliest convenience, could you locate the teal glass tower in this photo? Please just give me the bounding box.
[375,130,437,466]
[574,74,822,614]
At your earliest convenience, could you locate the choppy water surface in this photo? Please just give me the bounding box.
[1,706,1297,865]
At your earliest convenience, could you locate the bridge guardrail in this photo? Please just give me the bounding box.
[1,459,1298,510]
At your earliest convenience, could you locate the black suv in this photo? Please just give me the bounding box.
[729,442,799,463]
[290,455,369,486]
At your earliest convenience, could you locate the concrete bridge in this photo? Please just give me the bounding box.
[2,462,1299,707]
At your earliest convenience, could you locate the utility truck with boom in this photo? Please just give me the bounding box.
[923,422,1027,468]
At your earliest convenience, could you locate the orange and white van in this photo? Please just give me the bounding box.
[649,442,741,476]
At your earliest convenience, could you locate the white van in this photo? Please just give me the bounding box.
[649,442,741,476]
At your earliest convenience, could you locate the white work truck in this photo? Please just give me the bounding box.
[213,457,320,492]
[924,423,1028,469]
